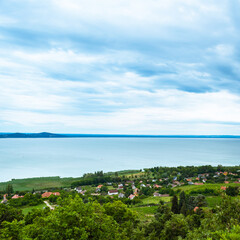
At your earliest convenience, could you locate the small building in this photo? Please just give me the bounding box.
[75,186,82,193]
[153,192,161,197]
[194,207,199,212]
[194,182,204,185]
[221,186,227,191]
[80,190,86,195]
[108,189,118,196]
[42,192,60,198]
[160,194,170,197]
[134,188,139,196]
[118,193,125,198]
[1,194,8,204]
[128,194,135,200]
[12,194,24,199]
[118,184,124,190]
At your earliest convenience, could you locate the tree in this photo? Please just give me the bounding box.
[100,185,108,194]
[104,201,138,236]
[162,214,189,240]
[179,191,187,215]
[226,186,239,196]
[5,184,13,195]
[0,204,23,227]
[171,195,179,214]
[22,195,128,239]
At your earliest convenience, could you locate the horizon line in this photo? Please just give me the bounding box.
[1,132,240,138]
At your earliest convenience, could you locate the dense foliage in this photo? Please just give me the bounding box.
[0,194,239,239]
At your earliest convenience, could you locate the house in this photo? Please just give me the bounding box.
[118,193,125,198]
[224,181,229,184]
[194,182,204,185]
[173,181,180,186]
[134,188,139,196]
[96,185,103,192]
[42,192,60,198]
[140,184,146,188]
[75,186,82,193]
[91,193,100,196]
[221,186,227,191]
[12,194,24,199]
[128,194,135,200]
[80,190,86,195]
[188,181,194,185]
[118,184,124,190]
[159,194,170,197]
[1,194,8,204]
[153,184,161,188]
[108,189,118,196]
[153,192,161,197]
[194,207,199,212]
[53,192,60,196]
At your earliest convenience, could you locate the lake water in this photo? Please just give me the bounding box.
[0,138,240,182]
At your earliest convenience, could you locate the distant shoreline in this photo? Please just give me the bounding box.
[0,132,240,138]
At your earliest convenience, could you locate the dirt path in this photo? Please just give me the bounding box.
[44,200,55,210]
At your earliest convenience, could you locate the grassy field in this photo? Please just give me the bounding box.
[21,203,46,215]
[140,196,171,205]
[0,170,140,191]
[0,176,84,191]
[206,196,223,208]
[132,206,158,221]
[174,182,240,193]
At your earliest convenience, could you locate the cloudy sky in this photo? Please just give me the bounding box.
[0,0,240,134]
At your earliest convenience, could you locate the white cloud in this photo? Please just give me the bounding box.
[0,0,240,134]
[1,89,240,134]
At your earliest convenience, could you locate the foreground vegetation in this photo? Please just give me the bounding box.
[0,165,240,239]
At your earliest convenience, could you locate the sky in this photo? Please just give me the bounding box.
[0,0,240,134]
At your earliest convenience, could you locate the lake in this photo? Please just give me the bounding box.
[0,138,240,182]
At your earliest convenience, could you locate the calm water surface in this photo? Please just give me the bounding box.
[0,138,240,182]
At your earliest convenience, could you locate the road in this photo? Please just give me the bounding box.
[44,200,55,210]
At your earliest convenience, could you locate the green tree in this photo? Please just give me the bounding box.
[179,191,186,209]
[226,186,239,197]
[104,201,138,236]
[0,204,23,227]
[162,214,189,240]
[22,195,127,239]
[5,184,13,195]
[171,195,179,214]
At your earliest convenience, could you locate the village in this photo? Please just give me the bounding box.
[1,168,240,210]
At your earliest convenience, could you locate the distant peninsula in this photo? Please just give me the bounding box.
[0,132,240,138]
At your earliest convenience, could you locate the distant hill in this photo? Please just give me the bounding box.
[0,132,66,138]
